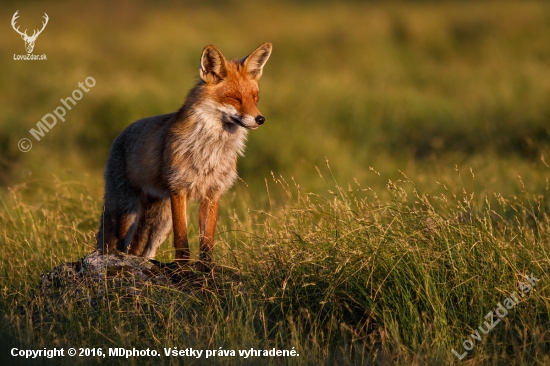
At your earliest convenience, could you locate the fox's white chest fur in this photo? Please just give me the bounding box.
[167,101,248,200]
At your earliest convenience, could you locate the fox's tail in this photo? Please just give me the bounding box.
[96,207,116,253]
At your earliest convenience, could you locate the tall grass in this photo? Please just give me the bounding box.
[1,170,548,365]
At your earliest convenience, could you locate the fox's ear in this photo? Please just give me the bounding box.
[200,45,228,84]
[242,43,272,81]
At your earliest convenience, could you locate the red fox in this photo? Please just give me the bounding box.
[96,43,272,271]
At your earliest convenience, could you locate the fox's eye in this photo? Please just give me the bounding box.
[227,96,241,103]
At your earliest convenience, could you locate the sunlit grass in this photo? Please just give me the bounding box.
[1,170,549,365]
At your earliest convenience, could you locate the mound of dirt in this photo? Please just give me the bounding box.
[27,251,237,320]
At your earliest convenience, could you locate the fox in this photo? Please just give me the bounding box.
[96,43,272,271]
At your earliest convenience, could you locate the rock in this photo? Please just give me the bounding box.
[28,251,234,321]
[37,250,184,299]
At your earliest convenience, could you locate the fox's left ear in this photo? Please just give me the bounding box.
[242,43,272,81]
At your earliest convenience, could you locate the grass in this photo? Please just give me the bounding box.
[1,0,550,364]
[1,170,549,365]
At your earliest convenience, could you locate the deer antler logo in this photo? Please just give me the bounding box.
[11,10,49,54]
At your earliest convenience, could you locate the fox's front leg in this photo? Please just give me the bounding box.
[170,191,189,262]
[198,197,219,271]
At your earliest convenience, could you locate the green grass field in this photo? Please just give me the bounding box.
[1,0,549,364]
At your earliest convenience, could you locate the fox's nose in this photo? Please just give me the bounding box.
[255,115,265,125]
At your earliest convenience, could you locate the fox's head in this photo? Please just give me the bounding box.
[197,43,272,133]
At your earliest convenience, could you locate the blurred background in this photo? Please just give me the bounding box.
[1,0,549,207]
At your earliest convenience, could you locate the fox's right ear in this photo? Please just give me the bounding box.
[200,45,228,84]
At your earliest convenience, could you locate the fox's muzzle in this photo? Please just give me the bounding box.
[225,113,264,130]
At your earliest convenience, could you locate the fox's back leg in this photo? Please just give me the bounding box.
[127,197,172,258]
[97,206,140,253]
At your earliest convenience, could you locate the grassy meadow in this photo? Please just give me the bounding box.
[1,0,550,364]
